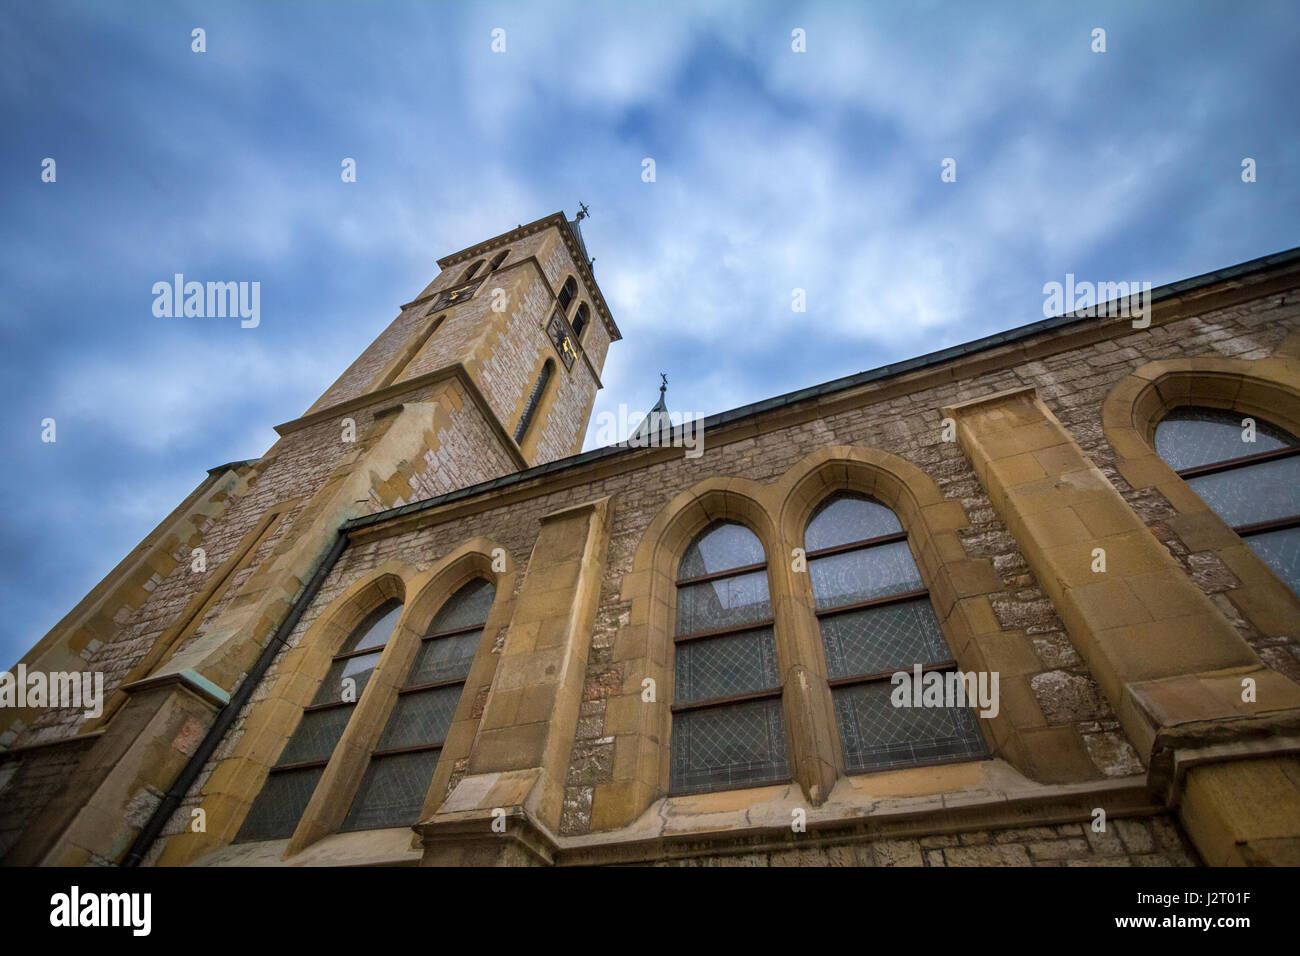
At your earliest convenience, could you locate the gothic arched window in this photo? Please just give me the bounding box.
[488,249,509,272]
[462,260,485,282]
[237,601,402,842]
[342,579,494,831]
[804,493,983,774]
[514,361,553,444]
[571,303,589,340]
[557,276,577,312]
[1154,407,1300,595]
[670,521,788,795]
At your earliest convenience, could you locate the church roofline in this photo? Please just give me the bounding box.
[344,243,1300,537]
[436,211,621,341]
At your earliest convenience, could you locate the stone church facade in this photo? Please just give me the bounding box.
[3,213,1299,867]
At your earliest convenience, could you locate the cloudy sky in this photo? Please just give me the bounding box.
[2,0,1297,666]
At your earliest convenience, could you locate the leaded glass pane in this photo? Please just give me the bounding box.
[819,597,950,680]
[341,749,440,832]
[346,602,402,653]
[670,697,789,795]
[429,579,495,633]
[376,685,461,750]
[833,680,984,774]
[674,628,779,705]
[678,522,765,579]
[277,705,352,766]
[805,493,903,552]
[675,570,771,636]
[1246,526,1300,596]
[1185,455,1300,529]
[235,766,323,842]
[408,630,480,685]
[312,650,381,706]
[808,540,924,610]
[1155,407,1294,471]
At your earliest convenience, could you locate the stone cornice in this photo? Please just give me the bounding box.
[273,364,529,472]
[343,250,1300,544]
[435,211,621,342]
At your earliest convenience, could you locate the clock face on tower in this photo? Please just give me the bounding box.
[547,310,578,370]
[430,278,482,311]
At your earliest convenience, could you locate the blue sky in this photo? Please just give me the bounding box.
[2,0,1297,667]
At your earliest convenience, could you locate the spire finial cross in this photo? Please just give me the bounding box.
[660,372,668,394]
[576,201,590,222]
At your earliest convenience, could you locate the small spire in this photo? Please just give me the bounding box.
[629,373,671,446]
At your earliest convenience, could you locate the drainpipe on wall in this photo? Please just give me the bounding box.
[122,529,350,867]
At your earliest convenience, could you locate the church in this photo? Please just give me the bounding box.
[3,211,1299,867]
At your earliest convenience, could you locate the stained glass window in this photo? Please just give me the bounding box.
[236,600,402,843]
[341,578,494,831]
[1154,406,1300,596]
[670,521,789,795]
[805,493,983,775]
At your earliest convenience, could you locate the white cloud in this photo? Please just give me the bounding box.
[54,339,335,452]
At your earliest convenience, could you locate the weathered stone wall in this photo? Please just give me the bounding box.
[646,816,1197,867]
[194,274,1295,847]
[0,737,96,859]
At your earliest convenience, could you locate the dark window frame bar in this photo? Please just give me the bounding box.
[423,622,485,641]
[1235,514,1300,538]
[302,698,358,715]
[370,741,445,760]
[814,587,932,620]
[828,659,959,691]
[266,758,329,774]
[1173,447,1300,540]
[1173,443,1299,480]
[804,529,908,561]
[670,686,783,715]
[675,559,769,588]
[331,642,389,663]
[673,617,776,645]
[396,676,468,696]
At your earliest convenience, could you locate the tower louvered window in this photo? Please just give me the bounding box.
[557,276,577,312]
[572,303,589,340]
[514,361,553,444]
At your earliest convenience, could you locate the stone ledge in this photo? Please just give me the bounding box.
[120,668,231,709]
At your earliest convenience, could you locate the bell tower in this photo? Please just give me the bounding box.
[306,210,620,473]
[0,211,619,866]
